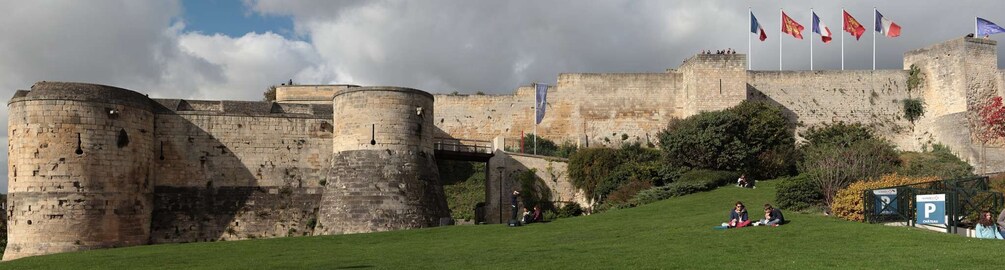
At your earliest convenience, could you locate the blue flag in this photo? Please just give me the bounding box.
[978,17,1005,36]
[535,83,548,124]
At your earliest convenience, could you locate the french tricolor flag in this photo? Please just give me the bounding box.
[812,12,832,43]
[875,10,901,38]
[751,12,767,41]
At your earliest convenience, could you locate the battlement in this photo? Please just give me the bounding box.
[275,84,358,104]
[151,99,332,118]
[678,54,747,71]
[8,36,1005,260]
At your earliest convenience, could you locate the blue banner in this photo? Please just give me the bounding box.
[978,17,1005,36]
[535,83,548,124]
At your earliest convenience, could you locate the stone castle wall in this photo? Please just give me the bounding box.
[8,36,1005,260]
[149,100,332,243]
[747,70,913,142]
[317,87,449,235]
[6,83,156,260]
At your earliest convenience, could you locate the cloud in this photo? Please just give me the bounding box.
[3,0,1005,192]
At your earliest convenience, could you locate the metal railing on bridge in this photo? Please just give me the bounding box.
[433,138,493,154]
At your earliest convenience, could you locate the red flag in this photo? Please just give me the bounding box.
[843,10,865,40]
[781,12,804,39]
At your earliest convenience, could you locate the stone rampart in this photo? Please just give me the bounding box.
[6,82,155,260]
[149,103,331,243]
[317,86,449,235]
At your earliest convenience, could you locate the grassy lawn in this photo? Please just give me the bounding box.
[2,181,999,269]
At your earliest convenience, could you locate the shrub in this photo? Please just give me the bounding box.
[832,174,938,222]
[554,141,579,158]
[677,170,741,186]
[799,138,900,210]
[903,99,925,123]
[605,180,653,205]
[568,148,620,202]
[775,174,824,211]
[628,170,738,206]
[991,173,1005,195]
[630,182,714,206]
[521,134,559,157]
[898,144,973,179]
[657,101,794,179]
[439,161,486,221]
[557,203,584,218]
[800,122,874,148]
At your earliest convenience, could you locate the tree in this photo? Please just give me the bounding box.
[977,96,1005,174]
[799,138,900,211]
[263,85,277,102]
[657,101,795,179]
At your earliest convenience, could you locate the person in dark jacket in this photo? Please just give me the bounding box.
[511,190,520,221]
[756,204,784,227]
[727,201,751,228]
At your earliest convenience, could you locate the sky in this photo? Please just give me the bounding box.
[2,0,1005,191]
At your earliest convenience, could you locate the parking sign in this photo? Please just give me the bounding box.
[874,188,897,215]
[916,194,946,225]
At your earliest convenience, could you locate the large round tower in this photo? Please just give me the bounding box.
[316,86,449,235]
[5,82,155,260]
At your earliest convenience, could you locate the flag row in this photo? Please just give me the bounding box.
[751,9,901,43]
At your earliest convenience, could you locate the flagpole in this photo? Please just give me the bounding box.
[779,8,782,71]
[810,8,814,71]
[841,8,845,70]
[873,7,876,70]
[748,7,752,70]
[976,17,979,36]
[533,83,537,155]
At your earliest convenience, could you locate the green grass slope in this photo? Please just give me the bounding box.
[3,181,1000,269]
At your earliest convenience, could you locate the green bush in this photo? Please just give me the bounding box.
[438,161,486,221]
[568,148,620,202]
[774,174,824,211]
[521,134,559,157]
[800,122,874,148]
[557,203,584,218]
[657,101,795,179]
[605,180,653,205]
[898,144,973,179]
[903,99,925,123]
[677,169,741,186]
[628,170,738,206]
[799,138,900,209]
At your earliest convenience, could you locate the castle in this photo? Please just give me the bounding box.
[5,37,1005,260]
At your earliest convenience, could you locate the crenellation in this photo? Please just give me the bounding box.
[8,36,1005,260]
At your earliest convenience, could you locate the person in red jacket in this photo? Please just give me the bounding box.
[532,205,543,223]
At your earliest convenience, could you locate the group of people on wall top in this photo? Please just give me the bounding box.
[974,209,1005,239]
[723,201,784,228]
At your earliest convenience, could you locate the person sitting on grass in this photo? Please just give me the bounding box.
[727,201,751,228]
[736,174,747,187]
[521,207,533,224]
[532,205,543,223]
[975,210,1003,239]
[755,204,784,227]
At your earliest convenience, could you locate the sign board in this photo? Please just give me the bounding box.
[916,194,946,225]
[873,188,898,215]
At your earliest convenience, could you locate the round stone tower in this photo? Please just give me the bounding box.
[5,82,155,260]
[316,86,449,235]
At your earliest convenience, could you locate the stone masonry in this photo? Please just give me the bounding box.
[7,36,1005,260]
